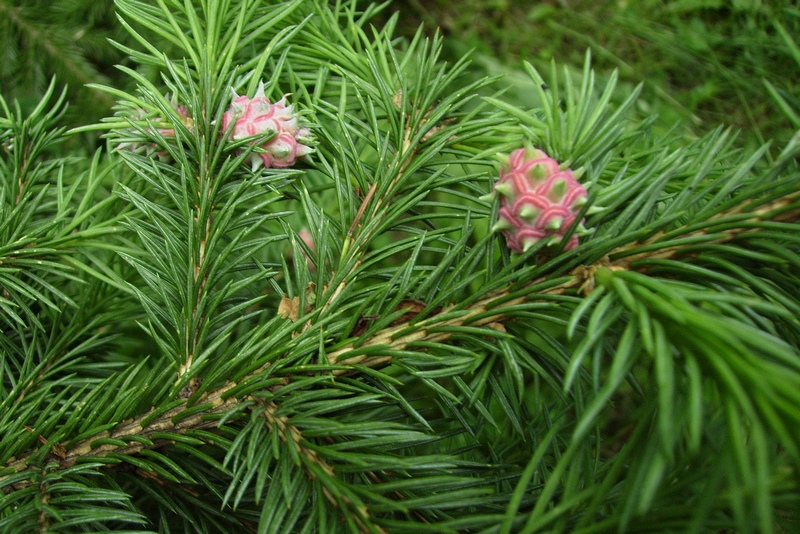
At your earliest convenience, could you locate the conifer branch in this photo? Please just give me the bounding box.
[3,377,387,532]
[1,382,239,490]
[3,1,800,530]
[331,188,800,364]
[4,184,795,489]
[612,186,800,268]
[256,398,388,534]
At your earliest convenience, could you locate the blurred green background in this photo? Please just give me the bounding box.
[376,0,800,151]
[2,0,798,150]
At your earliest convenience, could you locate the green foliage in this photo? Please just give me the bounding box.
[1,1,800,533]
[0,0,126,126]
[381,0,800,151]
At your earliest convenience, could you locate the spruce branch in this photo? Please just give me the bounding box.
[3,179,796,474]
[3,372,390,532]
[611,183,800,268]
[3,1,800,531]
[2,381,239,485]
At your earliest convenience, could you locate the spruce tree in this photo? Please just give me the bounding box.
[1,1,799,532]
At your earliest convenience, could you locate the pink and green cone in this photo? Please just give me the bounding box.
[117,96,193,160]
[222,82,313,169]
[490,147,588,253]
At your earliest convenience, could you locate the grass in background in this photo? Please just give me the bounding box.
[3,0,797,150]
[379,0,800,152]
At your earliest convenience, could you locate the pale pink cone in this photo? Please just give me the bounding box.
[222,82,313,169]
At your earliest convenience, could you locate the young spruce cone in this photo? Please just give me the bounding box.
[222,82,313,169]
[491,147,588,253]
